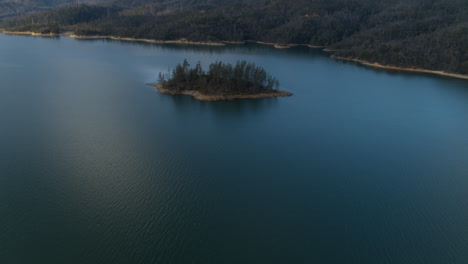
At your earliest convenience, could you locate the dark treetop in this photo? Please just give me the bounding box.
[1,0,467,75]
[158,60,281,95]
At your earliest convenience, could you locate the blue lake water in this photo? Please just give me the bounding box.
[0,33,467,263]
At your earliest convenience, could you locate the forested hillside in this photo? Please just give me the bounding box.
[0,0,109,20]
[2,0,467,74]
[2,3,121,33]
[0,2,45,19]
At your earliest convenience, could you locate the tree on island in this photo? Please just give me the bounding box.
[158,60,280,95]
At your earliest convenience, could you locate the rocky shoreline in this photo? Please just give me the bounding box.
[147,83,293,101]
[1,30,466,80]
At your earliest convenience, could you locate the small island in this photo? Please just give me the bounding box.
[148,60,292,101]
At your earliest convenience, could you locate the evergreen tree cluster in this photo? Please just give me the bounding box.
[158,60,280,95]
[2,0,467,74]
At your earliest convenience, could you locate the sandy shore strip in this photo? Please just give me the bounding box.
[0,30,318,49]
[1,30,466,80]
[332,56,468,80]
[222,41,246,44]
[0,30,226,46]
[323,48,343,52]
[70,35,226,46]
[0,30,58,37]
[147,83,293,101]
[252,41,319,49]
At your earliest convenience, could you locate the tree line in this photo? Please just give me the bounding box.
[158,60,280,95]
[2,0,467,74]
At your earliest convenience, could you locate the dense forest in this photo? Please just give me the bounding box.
[1,0,467,74]
[158,59,281,95]
[0,0,106,20]
[1,3,122,33]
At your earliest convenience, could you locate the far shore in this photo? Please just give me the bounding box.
[69,35,227,46]
[0,30,320,49]
[0,30,226,46]
[0,30,59,37]
[332,56,468,80]
[1,30,466,80]
[251,40,322,49]
[147,83,293,101]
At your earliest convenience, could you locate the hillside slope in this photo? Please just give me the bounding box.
[1,0,467,75]
[0,0,110,20]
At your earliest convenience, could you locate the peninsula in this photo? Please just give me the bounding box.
[149,60,292,101]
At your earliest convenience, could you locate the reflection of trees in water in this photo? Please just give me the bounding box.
[159,92,280,122]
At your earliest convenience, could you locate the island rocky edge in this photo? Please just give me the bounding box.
[147,83,292,101]
[148,60,293,101]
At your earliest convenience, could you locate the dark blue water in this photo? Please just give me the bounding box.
[0,34,467,264]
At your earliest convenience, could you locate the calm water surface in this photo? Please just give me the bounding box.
[0,34,467,264]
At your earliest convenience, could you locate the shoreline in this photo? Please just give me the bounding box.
[251,40,321,49]
[69,35,227,46]
[0,30,319,49]
[69,35,322,49]
[147,83,293,101]
[0,30,227,46]
[332,56,468,80]
[1,30,466,80]
[0,30,59,37]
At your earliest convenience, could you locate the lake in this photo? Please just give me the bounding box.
[0,34,467,264]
